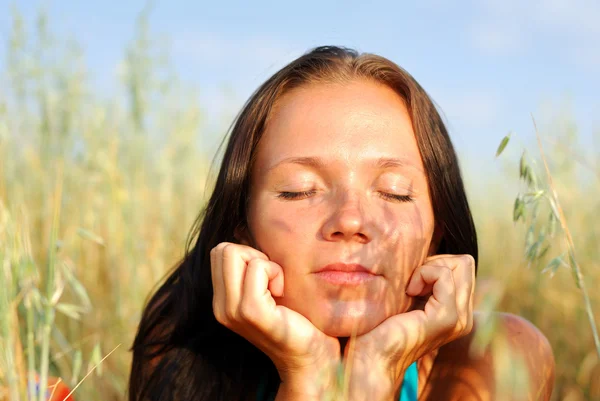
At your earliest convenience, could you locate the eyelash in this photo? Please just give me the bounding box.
[277,190,316,200]
[276,191,414,203]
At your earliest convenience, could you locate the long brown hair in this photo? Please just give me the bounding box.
[128,45,478,401]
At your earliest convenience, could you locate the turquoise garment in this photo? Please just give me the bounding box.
[257,361,418,401]
[399,361,418,401]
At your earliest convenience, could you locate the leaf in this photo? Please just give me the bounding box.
[533,200,542,223]
[524,226,535,251]
[548,211,557,237]
[513,197,525,222]
[28,288,43,311]
[537,230,546,246]
[495,134,511,158]
[537,244,550,261]
[61,261,92,310]
[55,303,85,320]
[524,166,538,188]
[525,190,545,200]
[526,241,540,262]
[519,151,528,179]
[71,349,83,386]
[568,251,582,289]
[90,343,103,376]
[542,256,564,277]
[50,269,65,305]
[77,228,105,246]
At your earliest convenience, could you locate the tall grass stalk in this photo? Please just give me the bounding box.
[531,117,600,358]
[0,226,20,400]
[37,166,62,401]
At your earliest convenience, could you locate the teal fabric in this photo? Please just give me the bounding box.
[399,361,418,401]
[257,361,418,401]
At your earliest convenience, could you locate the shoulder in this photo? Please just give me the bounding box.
[422,311,555,401]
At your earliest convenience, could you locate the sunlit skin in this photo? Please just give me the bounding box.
[243,79,437,337]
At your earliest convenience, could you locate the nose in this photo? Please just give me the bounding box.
[321,191,372,244]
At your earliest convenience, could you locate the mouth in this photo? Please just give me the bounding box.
[314,263,380,285]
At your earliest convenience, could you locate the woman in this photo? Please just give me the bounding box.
[129,46,555,401]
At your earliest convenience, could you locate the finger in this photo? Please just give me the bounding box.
[441,255,475,331]
[420,255,475,332]
[424,254,455,264]
[221,244,269,319]
[406,264,455,307]
[466,257,477,332]
[405,259,455,297]
[211,242,231,317]
[240,259,284,330]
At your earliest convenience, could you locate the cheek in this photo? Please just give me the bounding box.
[248,203,314,263]
[384,205,435,272]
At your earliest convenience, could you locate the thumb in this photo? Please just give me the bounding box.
[266,262,284,298]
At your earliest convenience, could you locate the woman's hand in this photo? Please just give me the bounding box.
[342,254,476,401]
[210,242,341,398]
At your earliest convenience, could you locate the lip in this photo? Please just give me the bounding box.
[316,263,375,274]
[314,263,379,285]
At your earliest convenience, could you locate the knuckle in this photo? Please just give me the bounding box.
[211,242,230,259]
[461,254,475,268]
[441,309,459,332]
[465,318,474,334]
[441,266,453,277]
[456,316,466,333]
[222,243,237,259]
[216,242,230,252]
[213,303,227,325]
[247,258,265,270]
[440,267,454,284]
[239,300,257,323]
[214,311,225,325]
[224,305,238,322]
[441,319,456,334]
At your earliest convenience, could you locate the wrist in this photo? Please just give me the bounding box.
[276,362,340,400]
[344,357,411,401]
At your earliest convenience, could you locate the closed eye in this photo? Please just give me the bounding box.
[277,190,316,200]
[379,192,414,203]
[277,191,413,202]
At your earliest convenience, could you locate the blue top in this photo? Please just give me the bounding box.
[257,361,418,401]
[399,361,418,401]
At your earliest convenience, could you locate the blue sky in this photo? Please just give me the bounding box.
[1,0,599,192]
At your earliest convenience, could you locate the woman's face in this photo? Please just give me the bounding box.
[241,79,438,337]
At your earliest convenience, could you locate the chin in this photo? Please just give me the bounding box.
[316,314,383,338]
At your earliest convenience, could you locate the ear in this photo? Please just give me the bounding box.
[427,223,444,256]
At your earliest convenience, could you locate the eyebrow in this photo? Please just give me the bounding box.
[265,156,414,174]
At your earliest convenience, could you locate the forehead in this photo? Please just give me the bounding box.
[254,79,423,174]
